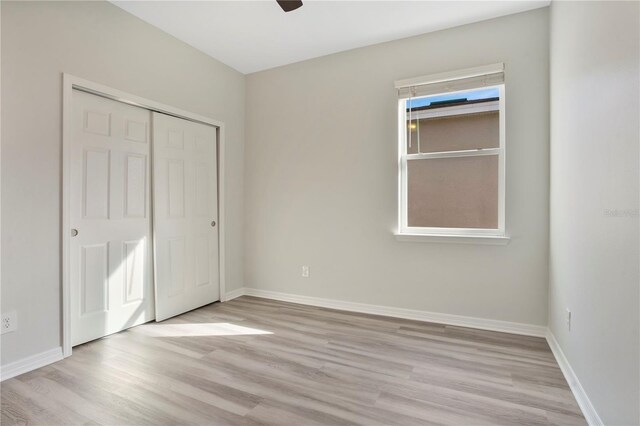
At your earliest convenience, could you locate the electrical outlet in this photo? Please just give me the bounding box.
[1,311,17,334]
[301,266,310,278]
[566,308,571,331]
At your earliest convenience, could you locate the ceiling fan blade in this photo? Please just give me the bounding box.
[276,0,303,12]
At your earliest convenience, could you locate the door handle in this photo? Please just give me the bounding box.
[71,229,79,237]
[211,221,216,227]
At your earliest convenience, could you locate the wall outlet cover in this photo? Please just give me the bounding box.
[1,311,17,334]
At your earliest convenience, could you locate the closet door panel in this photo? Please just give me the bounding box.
[70,90,155,346]
[152,112,219,321]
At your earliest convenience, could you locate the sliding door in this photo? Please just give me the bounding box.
[70,90,155,346]
[152,112,220,321]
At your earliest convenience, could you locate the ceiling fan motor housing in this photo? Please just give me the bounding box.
[277,0,303,13]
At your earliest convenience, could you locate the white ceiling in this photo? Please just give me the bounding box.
[112,1,550,74]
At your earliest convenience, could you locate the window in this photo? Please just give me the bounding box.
[396,64,507,242]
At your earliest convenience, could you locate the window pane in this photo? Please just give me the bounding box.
[405,88,499,154]
[407,155,498,229]
[412,111,499,153]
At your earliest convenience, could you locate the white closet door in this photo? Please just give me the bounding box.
[152,112,220,321]
[70,90,155,346]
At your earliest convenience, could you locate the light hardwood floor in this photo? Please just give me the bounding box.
[1,296,585,425]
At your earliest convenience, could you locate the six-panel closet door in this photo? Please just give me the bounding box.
[70,90,155,346]
[152,112,220,322]
[70,90,220,347]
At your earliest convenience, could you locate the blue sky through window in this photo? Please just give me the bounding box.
[406,87,499,109]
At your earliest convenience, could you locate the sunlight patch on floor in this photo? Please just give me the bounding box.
[134,322,273,337]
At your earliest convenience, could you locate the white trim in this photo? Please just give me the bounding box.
[395,63,504,89]
[217,124,227,302]
[497,84,506,234]
[240,288,546,337]
[62,74,73,358]
[397,226,505,237]
[65,75,222,127]
[397,99,406,238]
[546,331,603,426]
[0,347,63,382]
[224,287,245,301]
[394,233,510,245]
[62,74,227,357]
[406,148,500,160]
[397,83,506,239]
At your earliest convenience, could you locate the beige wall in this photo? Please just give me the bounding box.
[549,2,639,424]
[245,9,550,325]
[0,1,245,366]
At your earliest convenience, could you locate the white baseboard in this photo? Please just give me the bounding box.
[238,287,547,337]
[0,347,63,382]
[224,287,246,301]
[546,331,603,426]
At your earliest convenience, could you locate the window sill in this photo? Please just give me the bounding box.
[394,233,510,245]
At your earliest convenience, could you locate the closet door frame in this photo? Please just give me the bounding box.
[61,74,227,358]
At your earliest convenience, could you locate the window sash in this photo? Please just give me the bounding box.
[398,84,506,237]
[406,148,501,161]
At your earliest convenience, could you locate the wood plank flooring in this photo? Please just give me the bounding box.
[1,296,586,425]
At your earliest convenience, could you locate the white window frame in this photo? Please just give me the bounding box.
[396,81,508,244]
